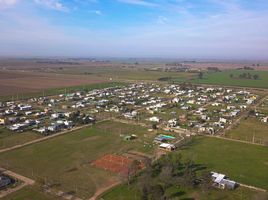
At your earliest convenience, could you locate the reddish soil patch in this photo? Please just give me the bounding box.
[91,154,144,175]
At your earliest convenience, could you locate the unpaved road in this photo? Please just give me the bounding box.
[0,167,35,198]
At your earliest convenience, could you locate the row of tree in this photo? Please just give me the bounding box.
[230,73,259,80]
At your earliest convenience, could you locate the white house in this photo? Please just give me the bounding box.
[211,172,236,190]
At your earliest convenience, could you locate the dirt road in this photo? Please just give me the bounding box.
[0,167,35,198]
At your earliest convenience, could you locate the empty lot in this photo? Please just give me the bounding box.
[0,121,155,199]
[0,70,108,97]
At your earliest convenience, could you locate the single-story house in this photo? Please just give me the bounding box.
[211,172,237,190]
[159,143,176,151]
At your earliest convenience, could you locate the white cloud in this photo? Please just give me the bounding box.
[34,0,68,12]
[90,10,102,15]
[117,0,158,7]
[157,16,168,24]
[0,0,18,9]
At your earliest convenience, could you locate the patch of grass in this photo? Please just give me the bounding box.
[0,128,42,150]
[180,137,268,190]
[225,118,268,144]
[101,182,263,200]
[172,70,268,88]
[0,121,155,199]
[1,186,57,200]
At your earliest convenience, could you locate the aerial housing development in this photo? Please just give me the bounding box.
[0,0,268,199]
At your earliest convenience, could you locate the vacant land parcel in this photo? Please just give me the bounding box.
[225,118,268,145]
[0,121,155,199]
[0,70,109,97]
[180,137,268,190]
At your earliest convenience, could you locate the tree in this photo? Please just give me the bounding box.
[141,186,149,200]
[200,171,212,193]
[159,165,174,189]
[253,74,259,80]
[198,72,204,79]
[229,74,234,78]
[127,160,140,187]
[151,184,165,200]
[152,122,157,130]
[247,73,252,79]
[181,159,197,188]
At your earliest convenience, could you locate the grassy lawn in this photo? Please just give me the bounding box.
[2,186,57,200]
[180,137,268,190]
[225,118,268,144]
[0,128,42,150]
[0,121,155,199]
[101,181,264,200]
[172,70,268,88]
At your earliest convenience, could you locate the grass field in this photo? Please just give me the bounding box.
[101,183,263,200]
[0,82,127,101]
[172,70,268,88]
[0,128,42,150]
[0,121,155,199]
[225,118,268,145]
[1,186,57,200]
[180,137,268,190]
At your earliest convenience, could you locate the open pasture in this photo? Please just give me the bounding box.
[0,121,155,199]
[225,118,268,145]
[180,137,268,190]
[172,70,268,88]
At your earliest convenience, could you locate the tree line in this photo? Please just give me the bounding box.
[230,73,259,80]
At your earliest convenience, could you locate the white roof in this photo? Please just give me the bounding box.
[159,143,175,148]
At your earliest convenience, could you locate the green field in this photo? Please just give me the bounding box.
[0,82,127,101]
[225,118,268,145]
[0,128,42,150]
[2,186,57,200]
[180,137,268,190]
[172,70,268,88]
[101,183,263,200]
[0,121,155,199]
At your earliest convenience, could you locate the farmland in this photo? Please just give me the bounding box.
[0,121,156,199]
[180,137,268,190]
[0,70,111,98]
[172,70,268,89]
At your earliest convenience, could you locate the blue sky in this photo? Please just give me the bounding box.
[0,0,268,60]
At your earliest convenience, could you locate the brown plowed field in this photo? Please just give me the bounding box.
[92,154,144,175]
[0,70,108,96]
